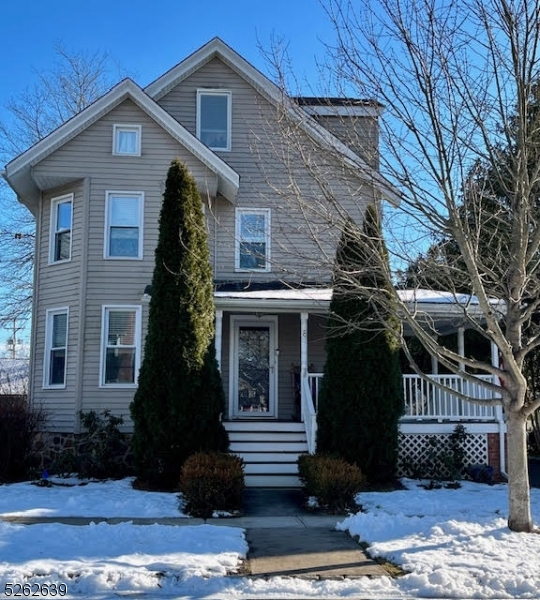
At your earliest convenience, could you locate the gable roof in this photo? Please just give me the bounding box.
[146,37,401,206]
[4,78,240,211]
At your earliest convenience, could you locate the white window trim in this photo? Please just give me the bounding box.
[49,194,73,264]
[104,191,144,260]
[99,305,142,389]
[112,124,142,156]
[235,208,271,272]
[43,307,69,389]
[196,89,232,151]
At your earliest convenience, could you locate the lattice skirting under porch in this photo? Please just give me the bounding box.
[397,432,489,479]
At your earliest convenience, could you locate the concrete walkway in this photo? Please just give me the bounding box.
[240,488,387,579]
[2,488,388,579]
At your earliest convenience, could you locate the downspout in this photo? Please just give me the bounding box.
[497,406,507,479]
[28,192,42,408]
[74,178,91,433]
[491,340,507,478]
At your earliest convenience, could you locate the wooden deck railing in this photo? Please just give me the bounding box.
[402,374,498,420]
[303,372,498,422]
[301,376,318,454]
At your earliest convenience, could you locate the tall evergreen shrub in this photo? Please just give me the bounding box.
[130,159,228,489]
[316,206,403,482]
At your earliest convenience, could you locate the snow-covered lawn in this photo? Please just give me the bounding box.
[0,477,538,599]
[0,477,185,518]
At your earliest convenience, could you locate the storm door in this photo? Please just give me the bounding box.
[231,316,277,417]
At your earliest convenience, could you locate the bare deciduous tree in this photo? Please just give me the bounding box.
[0,45,122,329]
[263,0,539,532]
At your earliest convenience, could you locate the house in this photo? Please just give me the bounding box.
[3,38,505,486]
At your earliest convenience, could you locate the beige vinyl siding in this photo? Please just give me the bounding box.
[31,183,84,431]
[275,314,326,419]
[32,100,218,430]
[276,314,299,420]
[307,314,327,374]
[159,57,375,283]
[29,59,380,432]
[312,115,380,170]
[220,313,231,414]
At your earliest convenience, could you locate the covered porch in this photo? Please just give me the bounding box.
[213,287,506,485]
[214,287,330,423]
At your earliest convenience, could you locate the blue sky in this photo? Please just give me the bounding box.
[0,0,333,112]
[0,0,335,350]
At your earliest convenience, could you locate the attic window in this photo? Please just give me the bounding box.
[113,124,141,156]
[197,90,231,151]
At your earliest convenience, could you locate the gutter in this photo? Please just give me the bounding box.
[213,297,330,313]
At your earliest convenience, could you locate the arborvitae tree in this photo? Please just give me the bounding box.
[316,206,403,482]
[130,159,228,489]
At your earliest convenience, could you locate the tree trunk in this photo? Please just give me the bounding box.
[505,410,533,532]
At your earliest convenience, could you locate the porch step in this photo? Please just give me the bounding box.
[224,421,308,488]
[245,475,302,487]
[225,421,306,432]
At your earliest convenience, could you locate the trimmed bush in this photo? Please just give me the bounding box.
[130,159,228,489]
[298,453,365,513]
[316,209,403,483]
[180,452,244,518]
[49,410,131,479]
[0,398,46,482]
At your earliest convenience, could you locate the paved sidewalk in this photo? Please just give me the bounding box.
[1,488,388,580]
[240,488,387,579]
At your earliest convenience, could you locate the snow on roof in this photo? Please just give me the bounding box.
[214,287,331,301]
[214,287,501,307]
[398,288,484,304]
[0,358,29,395]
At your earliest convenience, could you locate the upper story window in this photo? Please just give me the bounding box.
[196,90,232,151]
[112,124,141,156]
[49,194,73,263]
[105,192,144,259]
[100,306,141,387]
[236,208,271,271]
[44,308,68,388]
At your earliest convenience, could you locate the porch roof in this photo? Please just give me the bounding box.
[214,287,330,313]
[398,289,505,335]
[214,287,504,334]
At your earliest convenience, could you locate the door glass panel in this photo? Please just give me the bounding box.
[238,326,270,413]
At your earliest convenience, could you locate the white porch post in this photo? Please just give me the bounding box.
[458,326,465,372]
[300,312,309,422]
[215,309,223,371]
[431,336,439,374]
[491,340,500,369]
[490,339,507,476]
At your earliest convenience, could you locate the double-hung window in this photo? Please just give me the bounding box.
[44,308,68,388]
[50,194,73,263]
[105,192,144,259]
[100,306,141,387]
[236,209,271,271]
[113,124,141,156]
[196,90,232,151]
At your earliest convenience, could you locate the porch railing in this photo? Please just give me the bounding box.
[301,375,319,454]
[304,372,498,423]
[402,374,498,420]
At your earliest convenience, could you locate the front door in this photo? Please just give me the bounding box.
[230,316,278,418]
